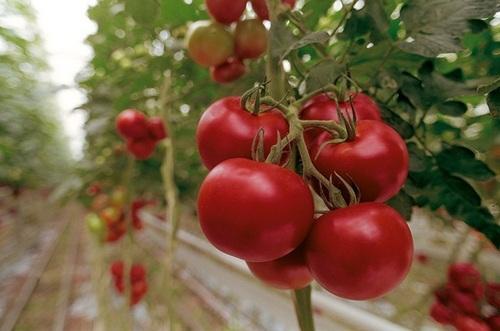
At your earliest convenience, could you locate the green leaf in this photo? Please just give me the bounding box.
[280,31,330,61]
[305,60,344,92]
[437,145,495,181]
[126,0,159,26]
[407,142,430,172]
[486,87,500,117]
[269,19,298,58]
[302,0,334,29]
[436,100,467,116]
[387,190,415,221]
[379,105,415,139]
[398,72,434,110]
[161,0,206,26]
[398,0,499,57]
[443,174,481,207]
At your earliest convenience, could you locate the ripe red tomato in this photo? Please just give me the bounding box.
[305,203,413,300]
[235,19,268,59]
[110,260,124,278]
[430,301,454,325]
[196,96,289,169]
[126,138,156,160]
[130,264,146,283]
[116,109,149,139]
[486,283,500,309]
[310,120,408,202]
[448,263,482,291]
[210,57,246,84]
[205,0,246,24]
[198,158,314,262]
[147,117,167,141]
[250,0,296,20]
[486,315,500,331]
[246,245,312,290]
[186,21,234,67]
[301,93,381,144]
[454,315,491,331]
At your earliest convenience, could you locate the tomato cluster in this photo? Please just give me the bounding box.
[430,262,500,331]
[196,90,413,299]
[110,261,148,306]
[116,109,167,160]
[186,0,296,84]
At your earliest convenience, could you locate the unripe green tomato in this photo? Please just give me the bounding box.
[235,19,268,59]
[186,21,234,67]
[86,213,105,241]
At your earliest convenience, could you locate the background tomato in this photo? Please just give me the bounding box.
[301,92,381,144]
[147,117,167,140]
[310,120,408,202]
[235,19,268,59]
[126,138,156,160]
[197,158,314,262]
[196,96,289,169]
[250,0,296,20]
[186,21,234,67]
[205,0,247,24]
[246,245,312,290]
[305,203,413,300]
[116,109,149,139]
[210,57,246,84]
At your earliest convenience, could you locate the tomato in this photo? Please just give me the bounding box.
[235,19,268,59]
[250,0,296,20]
[110,186,126,207]
[186,21,234,67]
[130,264,146,282]
[487,315,500,331]
[116,109,149,139]
[147,117,167,141]
[453,315,491,331]
[430,301,454,325]
[126,137,156,160]
[86,213,105,240]
[110,260,124,278]
[486,283,500,309]
[100,206,122,225]
[210,57,246,84]
[205,0,246,24]
[198,158,314,262]
[91,193,109,212]
[246,245,312,290]
[448,263,481,291]
[310,120,408,202]
[301,93,381,144]
[449,291,480,316]
[196,96,289,169]
[305,203,413,300]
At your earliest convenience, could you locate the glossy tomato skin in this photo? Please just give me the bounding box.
[250,0,296,20]
[197,158,314,262]
[186,21,234,67]
[310,120,408,202]
[210,57,246,84]
[147,117,167,140]
[305,203,413,300]
[205,0,246,24]
[126,138,156,160]
[196,96,289,169]
[246,245,312,290]
[301,93,381,144]
[116,109,150,139]
[453,315,491,331]
[235,19,268,59]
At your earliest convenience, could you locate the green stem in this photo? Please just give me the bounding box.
[292,286,315,331]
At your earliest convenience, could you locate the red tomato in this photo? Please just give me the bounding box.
[486,283,500,309]
[487,315,500,331]
[196,96,289,169]
[305,203,413,300]
[448,263,481,291]
[430,301,455,325]
[449,291,480,316]
[198,158,314,262]
[116,109,149,139]
[250,0,296,20]
[126,138,156,160]
[147,117,167,141]
[235,19,268,59]
[301,93,381,144]
[130,264,146,283]
[186,21,234,67]
[210,57,246,84]
[205,0,246,24]
[110,260,124,278]
[310,120,408,202]
[454,315,491,331]
[246,245,312,290]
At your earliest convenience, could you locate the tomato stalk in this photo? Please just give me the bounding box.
[159,71,181,330]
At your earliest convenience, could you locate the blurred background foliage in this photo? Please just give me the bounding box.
[0,0,72,189]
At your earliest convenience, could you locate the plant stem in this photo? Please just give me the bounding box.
[292,286,315,331]
[122,155,135,330]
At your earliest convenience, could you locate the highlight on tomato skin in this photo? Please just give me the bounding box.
[197,158,314,262]
[305,202,414,300]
